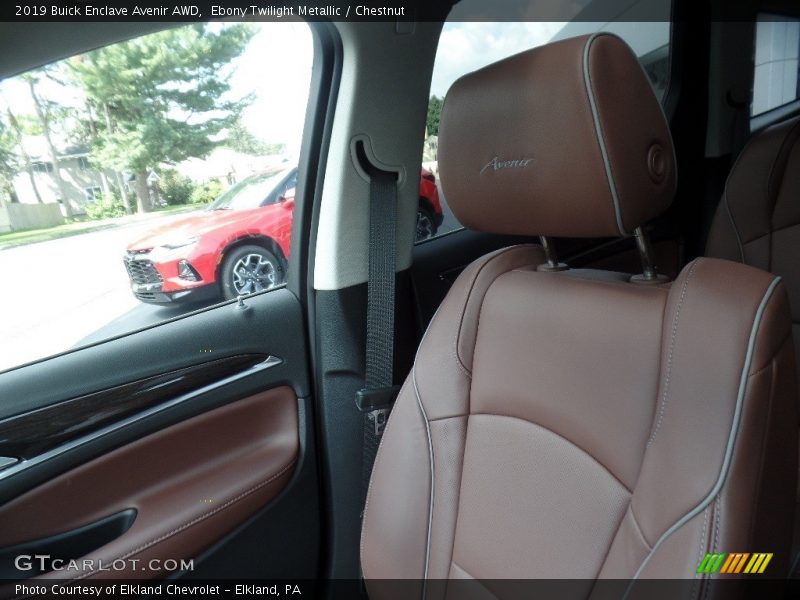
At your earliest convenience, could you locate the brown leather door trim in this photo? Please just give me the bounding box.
[0,354,272,462]
[0,386,298,580]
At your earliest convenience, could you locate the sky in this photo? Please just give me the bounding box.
[0,17,668,166]
[227,22,313,158]
[430,22,567,98]
[430,20,670,98]
[0,22,314,161]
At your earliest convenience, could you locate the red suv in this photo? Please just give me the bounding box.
[124,167,443,304]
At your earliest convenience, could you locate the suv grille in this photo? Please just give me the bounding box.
[134,290,158,301]
[124,255,163,285]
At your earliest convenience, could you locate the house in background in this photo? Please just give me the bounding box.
[174,146,290,186]
[8,136,292,221]
[11,136,116,217]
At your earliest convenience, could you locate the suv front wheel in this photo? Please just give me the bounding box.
[220,244,286,300]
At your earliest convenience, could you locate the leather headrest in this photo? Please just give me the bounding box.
[438,33,676,238]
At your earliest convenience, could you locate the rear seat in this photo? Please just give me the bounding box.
[705,114,800,573]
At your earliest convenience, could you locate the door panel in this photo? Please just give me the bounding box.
[0,387,298,580]
[0,289,320,581]
[0,289,309,422]
[0,354,271,460]
[0,19,338,585]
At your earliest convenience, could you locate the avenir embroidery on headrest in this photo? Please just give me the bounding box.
[479,156,534,175]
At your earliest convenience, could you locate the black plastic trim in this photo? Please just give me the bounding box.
[0,509,136,580]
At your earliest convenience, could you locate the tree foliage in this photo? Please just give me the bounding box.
[67,24,254,211]
[8,113,44,136]
[0,117,19,202]
[23,70,75,217]
[225,119,285,156]
[189,178,225,205]
[1,104,43,204]
[426,95,443,137]
[158,168,195,205]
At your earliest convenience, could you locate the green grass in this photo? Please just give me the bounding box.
[0,205,196,250]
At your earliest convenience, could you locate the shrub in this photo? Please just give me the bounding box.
[84,194,127,220]
[158,169,195,205]
[189,179,225,205]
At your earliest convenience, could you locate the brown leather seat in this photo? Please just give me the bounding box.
[361,33,798,594]
[706,114,800,576]
[706,115,800,390]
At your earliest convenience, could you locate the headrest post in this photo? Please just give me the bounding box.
[537,236,569,272]
[634,227,658,281]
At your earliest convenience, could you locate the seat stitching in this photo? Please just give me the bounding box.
[469,412,632,494]
[588,500,638,594]
[582,33,626,235]
[697,500,720,600]
[646,259,701,449]
[704,497,722,600]
[765,118,800,213]
[689,505,711,600]
[428,413,471,423]
[766,121,800,272]
[522,270,671,293]
[590,502,649,597]
[628,505,653,552]
[725,118,800,266]
[718,117,800,264]
[747,356,778,561]
[360,377,413,568]
[723,189,746,263]
[453,245,539,375]
[64,459,297,582]
[434,414,469,600]
[450,561,501,599]
[739,219,800,246]
[412,367,434,594]
[372,267,465,587]
[748,330,790,376]
[626,275,783,589]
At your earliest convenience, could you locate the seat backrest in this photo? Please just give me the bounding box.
[361,34,797,597]
[707,116,800,389]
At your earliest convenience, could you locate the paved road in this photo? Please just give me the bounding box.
[0,192,462,374]
[0,211,211,373]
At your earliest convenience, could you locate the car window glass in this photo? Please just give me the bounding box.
[418,10,672,243]
[0,22,313,372]
[285,172,298,191]
[208,170,290,211]
[752,14,800,117]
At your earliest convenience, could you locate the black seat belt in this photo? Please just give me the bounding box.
[354,145,401,503]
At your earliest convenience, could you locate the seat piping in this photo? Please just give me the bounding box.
[625,275,782,589]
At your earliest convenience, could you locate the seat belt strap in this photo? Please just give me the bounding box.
[356,165,401,503]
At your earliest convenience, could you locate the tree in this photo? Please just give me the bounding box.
[68,24,254,214]
[426,95,443,137]
[2,104,43,204]
[0,117,19,205]
[24,72,74,217]
[225,119,285,156]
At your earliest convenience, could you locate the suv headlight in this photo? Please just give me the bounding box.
[162,237,198,250]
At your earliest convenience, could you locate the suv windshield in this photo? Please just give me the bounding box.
[207,170,289,211]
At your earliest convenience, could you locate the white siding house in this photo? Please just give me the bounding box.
[11,137,116,216]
